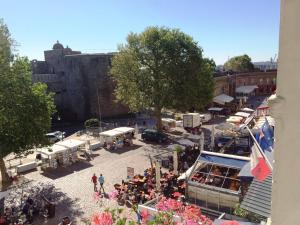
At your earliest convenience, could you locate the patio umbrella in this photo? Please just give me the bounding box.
[177,139,195,146]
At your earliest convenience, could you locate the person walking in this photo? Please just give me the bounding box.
[91,173,98,192]
[98,174,105,194]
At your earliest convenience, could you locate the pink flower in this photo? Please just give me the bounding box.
[182,205,201,220]
[185,219,199,225]
[107,190,119,200]
[221,221,244,225]
[91,212,113,225]
[155,197,184,213]
[93,192,102,202]
[140,209,151,224]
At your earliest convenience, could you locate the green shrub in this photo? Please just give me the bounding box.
[84,118,100,128]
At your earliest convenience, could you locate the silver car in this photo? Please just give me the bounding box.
[46,131,65,143]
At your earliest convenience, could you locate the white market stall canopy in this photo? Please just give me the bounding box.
[235,112,251,118]
[213,94,234,105]
[208,107,223,112]
[241,107,255,112]
[235,85,258,94]
[113,127,135,134]
[37,145,68,157]
[162,118,176,123]
[100,129,124,137]
[226,116,244,123]
[56,139,86,151]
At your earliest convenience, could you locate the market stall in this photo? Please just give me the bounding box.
[100,128,134,149]
[161,118,176,130]
[37,145,72,169]
[113,127,135,138]
[187,151,250,212]
[56,139,86,152]
[213,94,234,105]
[226,116,244,124]
[235,112,250,118]
[235,85,258,101]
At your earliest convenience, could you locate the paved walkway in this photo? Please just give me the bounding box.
[20,136,169,224]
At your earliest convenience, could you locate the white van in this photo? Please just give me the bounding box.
[199,113,212,123]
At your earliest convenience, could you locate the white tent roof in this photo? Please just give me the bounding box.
[56,139,86,149]
[177,139,195,146]
[208,107,223,111]
[241,107,255,112]
[162,118,176,123]
[37,145,68,156]
[236,85,258,94]
[213,94,234,105]
[235,112,251,118]
[226,116,244,123]
[113,127,135,133]
[100,129,123,137]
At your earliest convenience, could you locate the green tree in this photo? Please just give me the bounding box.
[0,20,55,187]
[110,26,214,130]
[84,118,100,128]
[224,54,254,72]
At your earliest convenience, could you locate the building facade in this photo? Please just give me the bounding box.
[32,41,128,121]
[32,42,277,121]
[213,71,277,98]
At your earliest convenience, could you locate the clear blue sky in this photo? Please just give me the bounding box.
[0,0,280,65]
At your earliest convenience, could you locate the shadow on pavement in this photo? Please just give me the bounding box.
[41,161,93,180]
[105,144,143,154]
[5,181,84,225]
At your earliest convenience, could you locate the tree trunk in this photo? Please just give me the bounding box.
[154,107,162,131]
[0,157,10,189]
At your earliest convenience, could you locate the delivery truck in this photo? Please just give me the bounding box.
[183,113,202,133]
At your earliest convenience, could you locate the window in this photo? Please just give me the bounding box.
[260,78,263,84]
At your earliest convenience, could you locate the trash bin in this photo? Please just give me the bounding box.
[47,203,55,218]
[42,195,55,218]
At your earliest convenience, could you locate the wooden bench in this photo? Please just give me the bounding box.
[16,161,37,173]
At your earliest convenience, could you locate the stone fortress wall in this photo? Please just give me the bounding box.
[32,41,128,121]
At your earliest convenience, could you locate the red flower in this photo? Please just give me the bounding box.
[91,212,113,225]
[140,209,151,223]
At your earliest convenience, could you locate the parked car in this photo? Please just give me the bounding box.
[141,129,168,143]
[46,131,65,143]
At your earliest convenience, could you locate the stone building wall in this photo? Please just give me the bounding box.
[32,42,128,121]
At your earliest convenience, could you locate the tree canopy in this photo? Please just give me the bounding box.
[0,19,55,186]
[224,54,254,72]
[84,118,100,128]
[110,26,214,129]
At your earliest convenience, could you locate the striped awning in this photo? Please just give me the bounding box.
[240,174,272,218]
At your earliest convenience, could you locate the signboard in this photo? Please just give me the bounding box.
[127,167,134,179]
